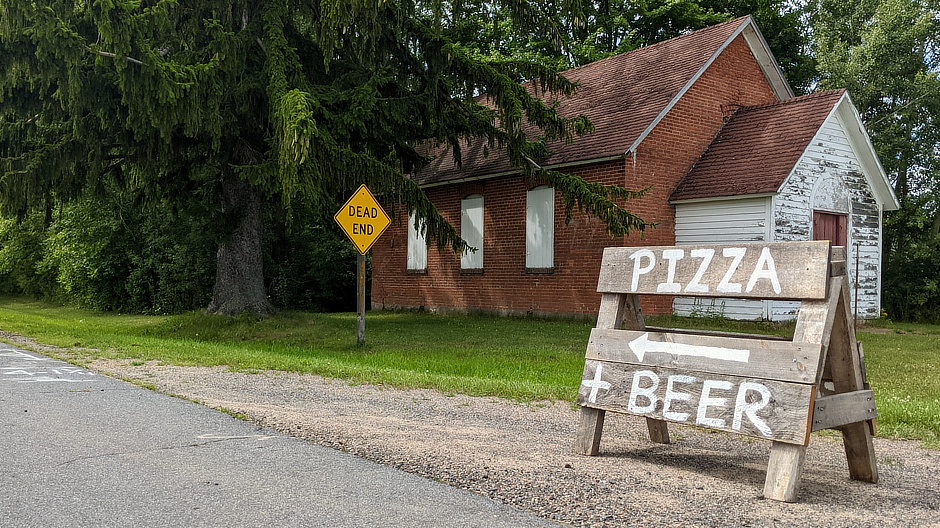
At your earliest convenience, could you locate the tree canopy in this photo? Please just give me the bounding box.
[0,0,648,315]
[448,0,814,92]
[810,0,940,320]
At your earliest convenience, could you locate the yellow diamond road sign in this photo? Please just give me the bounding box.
[335,184,391,255]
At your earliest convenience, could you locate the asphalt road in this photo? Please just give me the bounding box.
[0,344,559,528]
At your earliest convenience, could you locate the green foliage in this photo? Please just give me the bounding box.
[0,0,653,315]
[812,0,940,321]
[0,194,360,314]
[40,199,136,310]
[36,196,218,313]
[812,0,940,199]
[451,1,815,92]
[0,212,59,298]
[882,197,940,322]
[263,203,361,312]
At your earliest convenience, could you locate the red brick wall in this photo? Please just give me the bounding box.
[372,35,778,317]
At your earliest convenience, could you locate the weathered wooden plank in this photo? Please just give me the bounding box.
[841,421,879,483]
[811,390,877,431]
[829,277,865,392]
[597,242,831,300]
[764,442,808,502]
[576,407,606,456]
[586,329,823,384]
[622,293,645,331]
[646,417,670,444]
[644,325,791,342]
[827,275,879,483]
[596,293,628,330]
[578,360,814,445]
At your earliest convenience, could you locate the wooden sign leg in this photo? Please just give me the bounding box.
[764,276,840,502]
[828,279,879,483]
[575,293,627,457]
[841,422,878,482]
[619,294,671,445]
[763,442,807,502]
[577,407,606,455]
[647,418,670,444]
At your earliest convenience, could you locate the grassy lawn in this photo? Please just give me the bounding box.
[1,296,937,448]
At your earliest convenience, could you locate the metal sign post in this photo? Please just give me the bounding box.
[357,253,366,344]
[334,185,390,345]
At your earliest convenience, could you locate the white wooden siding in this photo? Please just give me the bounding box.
[674,197,770,319]
[775,112,883,319]
[672,108,885,321]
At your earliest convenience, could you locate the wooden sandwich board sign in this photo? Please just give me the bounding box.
[576,241,878,502]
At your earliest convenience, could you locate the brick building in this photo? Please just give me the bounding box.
[371,16,898,320]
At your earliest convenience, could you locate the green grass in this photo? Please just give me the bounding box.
[0,296,937,448]
[0,297,592,401]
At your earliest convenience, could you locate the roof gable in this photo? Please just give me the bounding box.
[670,90,899,211]
[671,90,845,202]
[416,16,790,187]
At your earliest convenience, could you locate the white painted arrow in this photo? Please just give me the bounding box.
[628,332,750,363]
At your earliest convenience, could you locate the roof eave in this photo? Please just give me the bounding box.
[670,192,777,205]
[417,154,628,189]
[835,92,900,211]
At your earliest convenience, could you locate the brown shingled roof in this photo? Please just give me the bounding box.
[669,89,846,202]
[415,17,752,186]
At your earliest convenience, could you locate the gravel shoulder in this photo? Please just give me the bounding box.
[6,334,939,528]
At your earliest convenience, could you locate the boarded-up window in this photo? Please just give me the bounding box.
[813,211,847,247]
[461,194,484,269]
[407,211,427,270]
[526,185,554,269]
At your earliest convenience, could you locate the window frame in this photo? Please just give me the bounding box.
[526,185,555,273]
[406,210,428,273]
[460,194,484,271]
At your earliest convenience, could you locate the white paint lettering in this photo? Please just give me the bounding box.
[733,382,773,437]
[581,362,612,404]
[696,379,732,428]
[717,247,746,293]
[629,249,656,292]
[657,249,684,293]
[684,249,714,293]
[745,247,782,294]
[628,370,660,414]
[662,374,696,422]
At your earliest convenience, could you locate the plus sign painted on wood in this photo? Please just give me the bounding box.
[334,184,391,255]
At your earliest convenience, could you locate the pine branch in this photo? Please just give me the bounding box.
[86,46,145,66]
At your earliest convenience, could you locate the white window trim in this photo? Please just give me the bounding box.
[526,185,554,270]
[460,194,484,270]
[406,211,428,271]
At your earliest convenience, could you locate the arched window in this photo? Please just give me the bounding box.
[460,194,484,269]
[526,186,554,270]
[407,211,427,271]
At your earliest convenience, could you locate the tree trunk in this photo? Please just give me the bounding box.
[207,177,275,316]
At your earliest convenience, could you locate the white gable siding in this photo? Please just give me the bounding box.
[673,197,771,319]
[775,112,883,319]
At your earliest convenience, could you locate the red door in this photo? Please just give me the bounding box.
[813,211,847,247]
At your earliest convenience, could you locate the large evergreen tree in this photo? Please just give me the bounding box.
[0,1,647,315]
